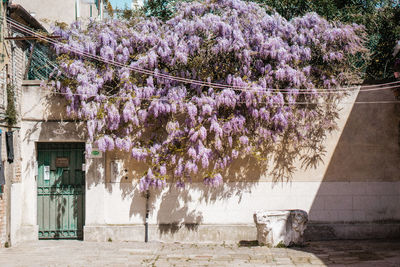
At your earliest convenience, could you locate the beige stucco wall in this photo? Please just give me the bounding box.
[18,81,86,242]
[13,0,102,31]
[17,81,400,242]
[1,40,27,246]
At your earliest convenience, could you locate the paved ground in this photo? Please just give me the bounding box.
[0,239,400,266]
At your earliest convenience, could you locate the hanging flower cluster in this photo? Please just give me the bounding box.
[49,0,367,191]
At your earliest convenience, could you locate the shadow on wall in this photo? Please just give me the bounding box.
[102,151,270,235]
[243,83,400,266]
[152,158,267,235]
[32,90,88,240]
[306,82,400,241]
[84,104,342,238]
[30,80,400,241]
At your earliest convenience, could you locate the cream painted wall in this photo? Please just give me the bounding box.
[18,81,90,242]
[10,183,22,245]
[17,82,400,242]
[18,120,87,241]
[102,181,400,225]
[13,0,102,31]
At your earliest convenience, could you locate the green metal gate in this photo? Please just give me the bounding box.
[37,142,85,239]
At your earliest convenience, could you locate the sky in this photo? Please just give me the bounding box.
[109,0,132,9]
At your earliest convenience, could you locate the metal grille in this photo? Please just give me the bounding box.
[26,43,55,80]
[37,142,85,240]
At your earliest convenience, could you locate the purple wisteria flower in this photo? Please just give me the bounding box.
[50,0,366,191]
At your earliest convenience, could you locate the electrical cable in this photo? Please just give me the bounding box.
[32,87,400,105]
[5,17,400,105]
[7,16,400,93]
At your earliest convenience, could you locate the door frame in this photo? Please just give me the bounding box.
[35,141,86,240]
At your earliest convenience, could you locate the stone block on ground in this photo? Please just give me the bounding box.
[253,209,308,247]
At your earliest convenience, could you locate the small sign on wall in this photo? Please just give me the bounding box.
[55,157,69,168]
[44,166,50,181]
[88,148,102,158]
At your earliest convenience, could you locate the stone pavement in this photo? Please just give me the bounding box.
[0,239,400,266]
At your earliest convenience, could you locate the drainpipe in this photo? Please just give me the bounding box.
[75,0,80,20]
[99,0,104,20]
[145,190,149,242]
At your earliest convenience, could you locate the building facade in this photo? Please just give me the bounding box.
[15,81,400,243]
[1,1,400,247]
[11,0,105,30]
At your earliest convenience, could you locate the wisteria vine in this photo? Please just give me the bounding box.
[48,0,367,191]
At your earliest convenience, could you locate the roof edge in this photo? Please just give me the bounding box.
[9,3,47,33]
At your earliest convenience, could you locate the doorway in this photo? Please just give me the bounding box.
[37,142,85,239]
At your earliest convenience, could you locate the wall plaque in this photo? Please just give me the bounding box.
[55,157,69,168]
[44,166,50,180]
[89,149,102,158]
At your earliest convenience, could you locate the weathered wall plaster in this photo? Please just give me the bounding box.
[16,82,400,243]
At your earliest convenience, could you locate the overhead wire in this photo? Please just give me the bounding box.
[5,18,361,93]
[8,17,258,91]
[5,17,400,105]
[7,16,400,93]
[32,87,400,105]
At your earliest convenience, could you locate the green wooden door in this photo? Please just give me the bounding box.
[37,142,85,239]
